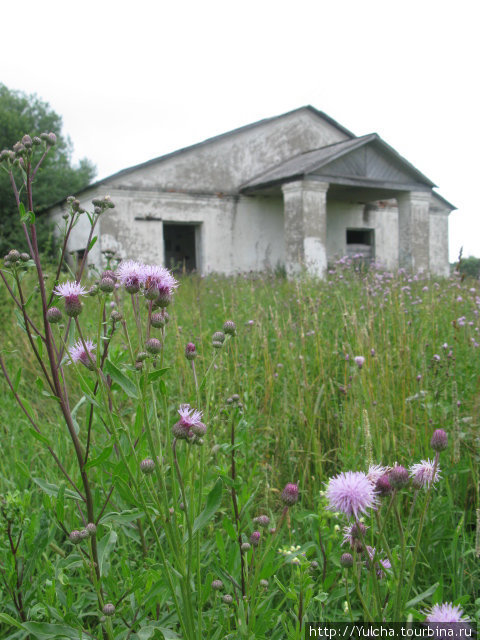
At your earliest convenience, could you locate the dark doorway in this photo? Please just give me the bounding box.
[346,228,375,259]
[163,224,197,272]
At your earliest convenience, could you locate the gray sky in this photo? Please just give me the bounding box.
[3,0,478,261]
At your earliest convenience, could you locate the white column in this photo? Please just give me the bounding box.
[397,191,431,272]
[282,180,329,278]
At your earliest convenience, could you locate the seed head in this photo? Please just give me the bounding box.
[281,483,299,506]
[430,429,448,452]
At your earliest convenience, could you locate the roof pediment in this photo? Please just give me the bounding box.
[241,134,437,193]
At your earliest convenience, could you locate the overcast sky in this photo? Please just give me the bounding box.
[2,0,478,261]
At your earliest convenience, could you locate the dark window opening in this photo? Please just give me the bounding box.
[163,224,197,272]
[346,228,375,259]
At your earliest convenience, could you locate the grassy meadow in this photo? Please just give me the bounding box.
[0,260,479,638]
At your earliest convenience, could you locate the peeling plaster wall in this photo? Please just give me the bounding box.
[429,211,450,276]
[327,201,399,269]
[233,196,284,272]
[98,189,235,274]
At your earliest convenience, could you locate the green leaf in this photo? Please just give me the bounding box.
[104,359,139,399]
[32,477,82,501]
[88,235,97,250]
[19,202,35,225]
[22,621,88,639]
[13,367,22,392]
[99,509,145,525]
[29,428,51,448]
[184,477,223,542]
[405,582,439,609]
[84,444,113,470]
[147,367,170,384]
[56,483,65,522]
[97,529,117,575]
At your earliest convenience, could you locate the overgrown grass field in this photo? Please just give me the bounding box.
[0,261,479,638]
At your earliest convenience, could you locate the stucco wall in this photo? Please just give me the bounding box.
[233,196,284,272]
[327,200,399,268]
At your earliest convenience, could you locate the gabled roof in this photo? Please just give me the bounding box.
[241,133,437,192]
[63,106,355,199]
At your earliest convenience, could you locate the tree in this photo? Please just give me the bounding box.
[0,84,96,255]
[457,255,480,280]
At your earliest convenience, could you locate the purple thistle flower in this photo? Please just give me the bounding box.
[143,265,178,300]
[250,531,261,546]
[116,260,146,294]
[281,483,299,506]
[354,356,365,369]
[54,281,87,317]
[366,464,388,485]
[425,602,469,623]
[409,459,441,488]
[68,339,96,370]
[342,522,367,551]
[173,404,206,439]
[326,471,377,518]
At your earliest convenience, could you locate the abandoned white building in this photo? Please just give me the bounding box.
[48,106,454,277]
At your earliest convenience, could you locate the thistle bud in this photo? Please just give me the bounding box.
[430,429,448,452]
[140,458,155,474]
[86,523,97,536]
[185,342,197,360]
[7,249,20,262]
[156,291,172,308]
[241,542,251,552]
[253,515,270,528]
[47,132,57,146]
[259,579,269,588]
[22,135,32,148]
[136,351,148,362]
[110,310,122,323]
[79,529,89,539]
[223,320,236,335]
[222,594,233,605]
[47,307,62,324]
[146,338,162,354]
[151,313,165,328]
[212,579,224,591]
[375,474,392,497]
[102,603,115,617]
[20,253,30,262]
[389,465,409,489]
[340,553,354,568]
[212,331,225,345]
[32,136,41,146]
[69,530,82,544]
[88,285,99,297]
[99,277,115,293]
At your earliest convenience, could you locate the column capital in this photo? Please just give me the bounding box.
[397,190,432,204]
[281,180,329,195]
